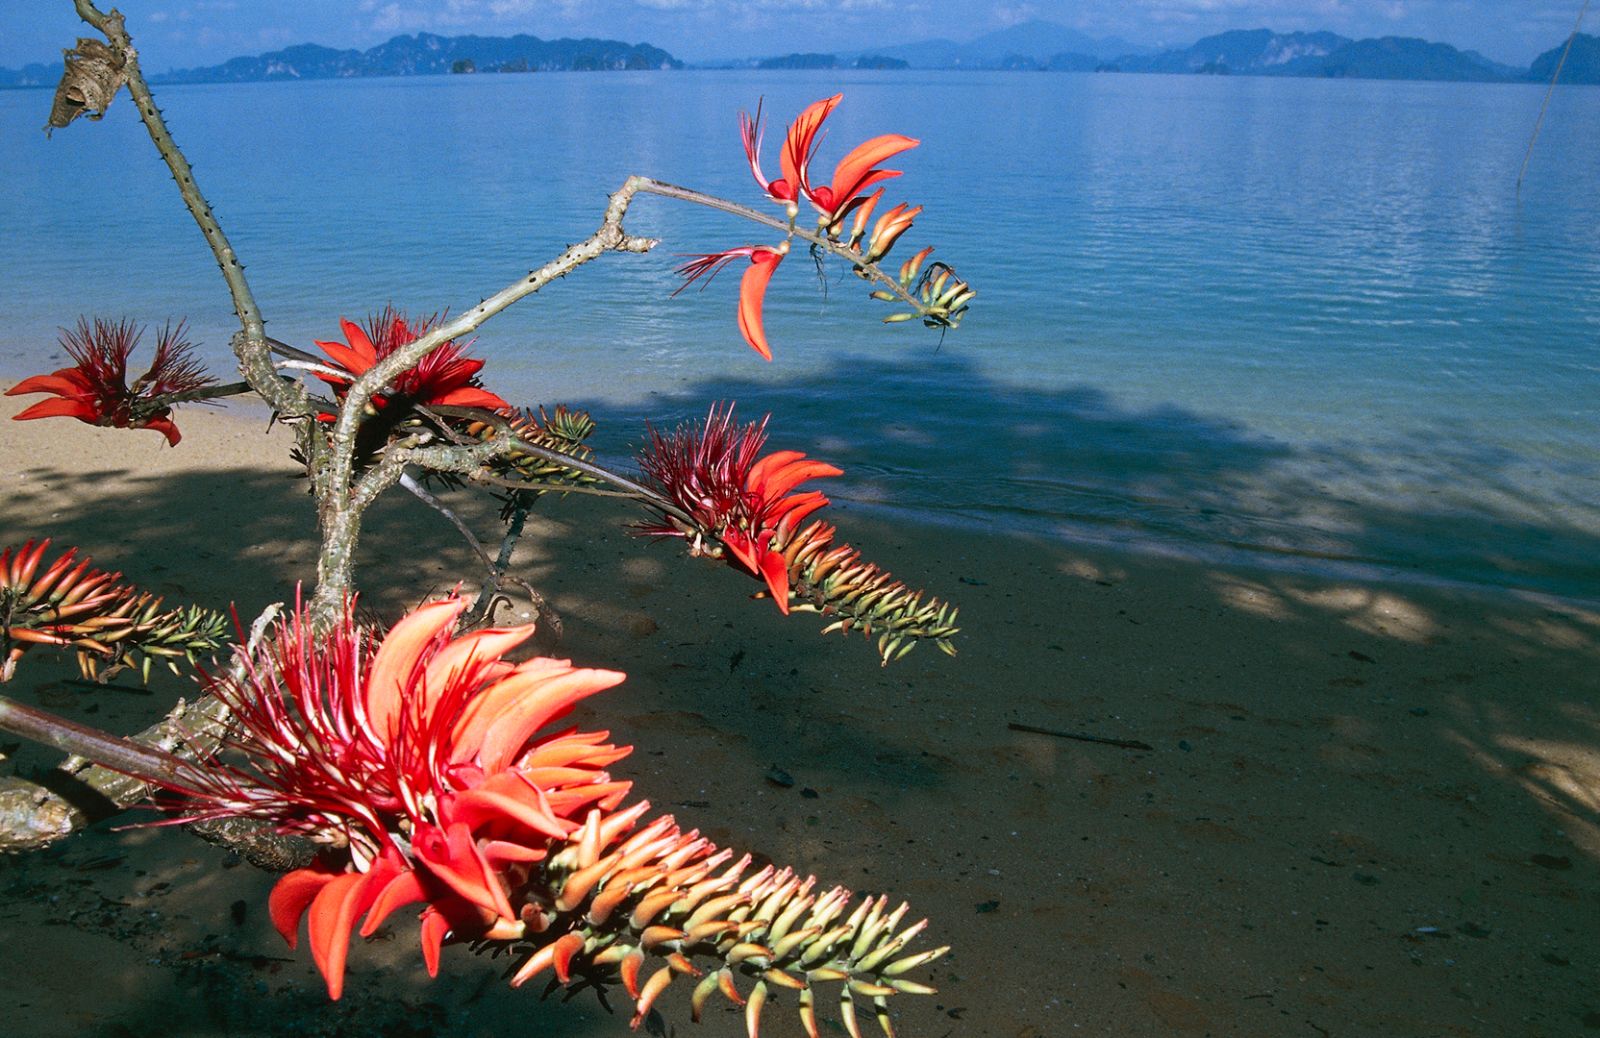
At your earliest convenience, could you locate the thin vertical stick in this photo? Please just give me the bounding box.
[1518,0,1591,191]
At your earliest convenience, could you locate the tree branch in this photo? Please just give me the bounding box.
[71,0,313,421]
[306,179,658,625]
[632,177,933,315]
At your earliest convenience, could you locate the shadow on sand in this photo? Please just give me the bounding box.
[0,355,1597,1036]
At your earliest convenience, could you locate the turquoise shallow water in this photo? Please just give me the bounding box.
[2,71,1598,598]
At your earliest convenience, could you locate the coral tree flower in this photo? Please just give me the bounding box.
[708,95,920,360]
[637,405,841,613]
[741,94,918,225]
[313,308,509,415]
[674,245,787,360]
[175,596,630,999]
[6,318,212,445]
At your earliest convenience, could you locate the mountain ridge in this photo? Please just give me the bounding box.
[148,31,680,82]
[3,25,1597,87]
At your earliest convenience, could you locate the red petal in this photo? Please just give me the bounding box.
[339,318,378,367]
[307,870,384,1000]
[779,95,840,198]
[11,398,101,424]
[313,338,368,377]
[738,251,783,361]
[827,134,917,210]
[419,624,533,714]
[450,785,569,841]
[365,598,465,744]
[269,868,338,949]
[773,490,831,535]
[414,821,514,922]
[7,371,91,397]
[482,838,550,866]
[720,528,761,575]
[540,779,634,817]
[357,852,421,937]
[433,386,511,410]
[144,416,182,446]
[466,665,627,775]
[419,908,450,977]
[448,656,568,761]
[757,549,792,615]
[835,167,901,210]
[749,454,842,501]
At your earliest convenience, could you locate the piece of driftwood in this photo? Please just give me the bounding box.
[1007,721,1154,751]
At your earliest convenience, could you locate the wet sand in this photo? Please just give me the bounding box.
[1,396,1597,1037]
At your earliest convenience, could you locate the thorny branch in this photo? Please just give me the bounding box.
[71,0,313,424]
[17,2,936,870]
[307,180,659,626]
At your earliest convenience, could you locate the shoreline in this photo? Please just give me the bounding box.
[2,393,1598,1036]
[5,379,1594,612]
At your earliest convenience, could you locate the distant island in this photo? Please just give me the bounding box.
[757,53,909,71]
[0,31,679,87]
[743,22,1600,85]
[2,22,1597,88]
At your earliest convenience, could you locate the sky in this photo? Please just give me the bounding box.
[0,0,1587,71]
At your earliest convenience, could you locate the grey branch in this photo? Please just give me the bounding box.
[306,179,660,626]
[71,0,313,423]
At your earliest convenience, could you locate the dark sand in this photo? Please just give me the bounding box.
[2,397,1597,1037]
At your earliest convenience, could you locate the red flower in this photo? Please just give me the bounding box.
[6,318,212,445]
[313,308,509,414]
[637,405,840,613]
[174,595,631,998]
[741,94,918,226]
[674,244,787,360]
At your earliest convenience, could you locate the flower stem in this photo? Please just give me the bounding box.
[631,177,931,315]
[0,693,194,788]
[148,380,255,407]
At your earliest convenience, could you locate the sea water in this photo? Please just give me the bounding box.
[2,70,1597,599]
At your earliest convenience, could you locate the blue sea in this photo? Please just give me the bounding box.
[2,71,1597,599]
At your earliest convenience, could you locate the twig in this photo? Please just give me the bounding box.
[465,494,527,628]
[423,403,691,518]
[147,379,255,408]
[633,177,933,316]
[460,471,651,502]
[1007,721,1153,751]
[1518,0,1590,190]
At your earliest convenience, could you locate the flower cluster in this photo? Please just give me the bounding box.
[636,405,840,612]
[160,596,945,1036]
[6,318,214,445]
[312,308,509,418]
[634,407,957,660]
[176,595,628,997]
[0,538,228,682]
[679,95,970,360]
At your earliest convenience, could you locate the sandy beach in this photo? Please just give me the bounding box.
[1,393,1597,1038]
